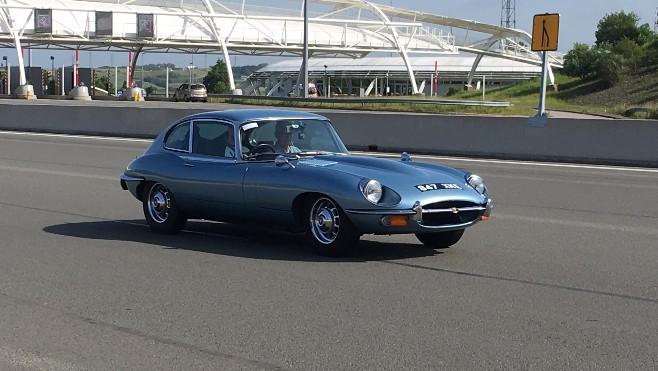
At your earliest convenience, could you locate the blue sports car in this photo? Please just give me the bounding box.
[120,109,492,256]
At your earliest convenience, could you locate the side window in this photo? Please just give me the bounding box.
[164,122,190,152]
[191,120,232,157]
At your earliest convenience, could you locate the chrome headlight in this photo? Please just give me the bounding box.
[359,179,383,204]
[467,174,486,194]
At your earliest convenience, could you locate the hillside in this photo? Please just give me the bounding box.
[556,65,658,109]
[449,68,658,118]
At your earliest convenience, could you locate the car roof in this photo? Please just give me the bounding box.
[181,109,329,124]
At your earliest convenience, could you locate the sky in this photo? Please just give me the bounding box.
[2,0,657,69]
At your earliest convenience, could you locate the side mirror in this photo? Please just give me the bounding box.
[275,155,295,169]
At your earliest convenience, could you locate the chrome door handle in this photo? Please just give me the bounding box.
[184,163,195,167]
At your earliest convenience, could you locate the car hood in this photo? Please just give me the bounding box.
[297,154,470,189]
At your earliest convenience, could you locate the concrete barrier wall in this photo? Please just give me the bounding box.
[1,101,656,167]
[323,111,658,167]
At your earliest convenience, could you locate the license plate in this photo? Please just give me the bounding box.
[415,183,462,192]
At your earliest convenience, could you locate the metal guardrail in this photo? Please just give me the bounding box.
[210,94,512,107]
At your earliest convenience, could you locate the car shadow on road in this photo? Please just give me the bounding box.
[43,219,441,262]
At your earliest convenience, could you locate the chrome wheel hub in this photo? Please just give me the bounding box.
[310,198,340,244]
[148,184,170,224]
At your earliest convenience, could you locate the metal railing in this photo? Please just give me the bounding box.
[210,94,511,107]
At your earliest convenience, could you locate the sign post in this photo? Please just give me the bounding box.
[529,13,559,128]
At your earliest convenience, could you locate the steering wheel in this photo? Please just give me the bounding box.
[250,143,277,155]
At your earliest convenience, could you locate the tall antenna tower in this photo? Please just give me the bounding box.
[501,0,516,29]
[500,0,516,50]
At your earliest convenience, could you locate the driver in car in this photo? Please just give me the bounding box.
[274,121,302,154]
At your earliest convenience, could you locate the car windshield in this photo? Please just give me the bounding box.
[240,119,348,160]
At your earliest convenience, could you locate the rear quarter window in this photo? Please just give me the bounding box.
[164,122,190,152]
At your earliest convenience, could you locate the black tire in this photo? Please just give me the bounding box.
[304,196,359,257]
[142,182,187,234]
[415,229,465,249]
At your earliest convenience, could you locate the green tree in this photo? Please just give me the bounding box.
[594,45,625,87]
[563,43,598,79]
[636,23,657,46]
[595,11,644,46]
[643,38,658,65]
[613,38,645,73]
[144,86,157,97]
[203,59,230,94]
[95,74,112,92]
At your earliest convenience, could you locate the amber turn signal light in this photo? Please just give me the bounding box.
[382,215,409,226]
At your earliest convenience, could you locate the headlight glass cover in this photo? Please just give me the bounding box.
[359,179,383,204]
[467,174,486,194]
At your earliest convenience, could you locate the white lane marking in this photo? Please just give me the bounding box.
[0,130,152,143]
[1,130,655,173]
[352,151,658,174]
[0,164,116,181]
[493,213,658,236]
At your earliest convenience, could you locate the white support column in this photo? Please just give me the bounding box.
[200,0,236,92]
[365,2,419,94]
[221,45,236,91]
[165,67,169,98]
[466,39,497,87]
[12,33,27,85]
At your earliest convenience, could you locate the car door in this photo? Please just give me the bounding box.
[175,84,187,101]
[178,119,249,219]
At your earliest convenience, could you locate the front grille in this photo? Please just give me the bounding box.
[420,201,482,227]
[425,201,479,209]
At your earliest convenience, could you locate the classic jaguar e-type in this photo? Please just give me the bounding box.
[120,109,492,256]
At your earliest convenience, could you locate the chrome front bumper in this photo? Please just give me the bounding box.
[345,198,493,234]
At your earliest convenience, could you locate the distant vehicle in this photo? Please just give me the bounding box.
[173,83,208,102]
[120,109,493,256]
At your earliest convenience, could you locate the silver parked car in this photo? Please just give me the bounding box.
[120,109,492,256]
[173,83,208,102]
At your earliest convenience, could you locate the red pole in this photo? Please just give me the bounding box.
[74,48,79,86]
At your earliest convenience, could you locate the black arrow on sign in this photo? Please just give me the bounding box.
[542,19,550,47]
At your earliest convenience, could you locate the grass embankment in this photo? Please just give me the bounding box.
[136,65,656,118]
[209,73,624,117]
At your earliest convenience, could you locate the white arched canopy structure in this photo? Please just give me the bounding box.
[0,0,561,92]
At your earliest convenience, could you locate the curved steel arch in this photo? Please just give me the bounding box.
[0,0,561,91]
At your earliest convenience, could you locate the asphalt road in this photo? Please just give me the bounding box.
[1,131,657,370]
